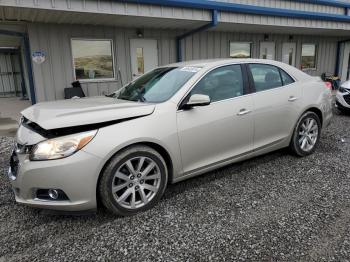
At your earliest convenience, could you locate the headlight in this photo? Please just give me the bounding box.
[30,130,97,161]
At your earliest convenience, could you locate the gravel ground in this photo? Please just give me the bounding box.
[1,112,350,261]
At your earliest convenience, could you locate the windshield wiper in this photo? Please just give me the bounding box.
[117,97,136,101]
[105,93,116,98]
[138,94,147,102]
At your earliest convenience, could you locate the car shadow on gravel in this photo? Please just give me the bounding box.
[163,149,288,200]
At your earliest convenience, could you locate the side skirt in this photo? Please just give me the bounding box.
[172,138,287,183]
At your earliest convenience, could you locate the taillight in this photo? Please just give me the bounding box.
[324,81,332,90]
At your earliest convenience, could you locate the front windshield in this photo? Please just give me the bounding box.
[117,67,200,103]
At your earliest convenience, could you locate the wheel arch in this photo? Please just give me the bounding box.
[303,107,323,127]
[289,106,324,147]
[96,141,175,205]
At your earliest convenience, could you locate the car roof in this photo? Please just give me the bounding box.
[167,58,286,68]
[166,58,311,81]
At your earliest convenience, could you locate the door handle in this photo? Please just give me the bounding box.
[288,96,298,102]
[237,109,251,116]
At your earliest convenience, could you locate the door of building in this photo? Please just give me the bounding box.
[130,39,158,80]
[259,42,275,60]
[282,43,296,66]
[0,50,25,97]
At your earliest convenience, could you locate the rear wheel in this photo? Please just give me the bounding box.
[99,145,168,216]
[290,111,321,156]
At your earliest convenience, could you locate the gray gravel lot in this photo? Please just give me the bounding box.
[1,112,350,261]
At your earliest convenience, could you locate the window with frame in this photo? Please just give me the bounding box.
[249,64,283,92]
[71,39,115,80]
[190,65,244,102]
[229,42,252,58]
[301,44,317,70]
[280,69,295,86]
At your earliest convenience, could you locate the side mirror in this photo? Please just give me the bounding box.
[182,94,211,110]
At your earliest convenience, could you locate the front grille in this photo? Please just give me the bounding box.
[344,94,350,105]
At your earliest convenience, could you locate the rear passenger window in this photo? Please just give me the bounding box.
[190,65,244,102]
[249,64,282,92]
[280,69,294,85]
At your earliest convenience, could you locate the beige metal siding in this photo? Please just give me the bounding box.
[181,31,340,77]
[0,0,211,21]
[2,1,350,33]
[213,0,345,15]
[219,12,350,31]
[27,23,178,102]
[28,22,340,102]
[0,0,346,15]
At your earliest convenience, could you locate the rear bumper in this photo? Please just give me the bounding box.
[8,150,102,211]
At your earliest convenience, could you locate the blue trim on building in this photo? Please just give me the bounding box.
[23,34,36,104]
[0,29,36,104]
[119,0,350,22]
[177,10,218,62]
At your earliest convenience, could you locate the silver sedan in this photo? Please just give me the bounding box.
[9,59,332,216]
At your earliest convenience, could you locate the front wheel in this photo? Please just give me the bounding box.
[290,111,321,157]
[98,145,168,216]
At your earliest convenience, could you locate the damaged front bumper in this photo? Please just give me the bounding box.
[8,124,102,212]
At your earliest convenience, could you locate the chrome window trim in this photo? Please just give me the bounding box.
[247,62,298,83]
[247,63,298,94]
[176,62,246,110]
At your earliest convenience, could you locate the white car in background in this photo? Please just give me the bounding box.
[335,80,350,113]
[9,59,332,216]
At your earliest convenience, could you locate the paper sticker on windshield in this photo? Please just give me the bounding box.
[180,67,201,73]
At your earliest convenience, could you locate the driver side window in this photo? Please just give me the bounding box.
[190,65,244,103]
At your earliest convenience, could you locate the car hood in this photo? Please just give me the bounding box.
[21,96,155,130]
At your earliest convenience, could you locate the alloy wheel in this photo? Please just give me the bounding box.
[298,117,319,152]
[111,156,161,209]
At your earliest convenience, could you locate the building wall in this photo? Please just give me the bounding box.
[181,30,340,77]
[2,0,350,32]
[27,23,179,102]
[340,42,350,82]
[27,22,340,102]
[0,0,211,22]
[219,11,350,31]
[213,0,345,15]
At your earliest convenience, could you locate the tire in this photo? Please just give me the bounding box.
[98,145,168,216]
[290,111,321,157]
